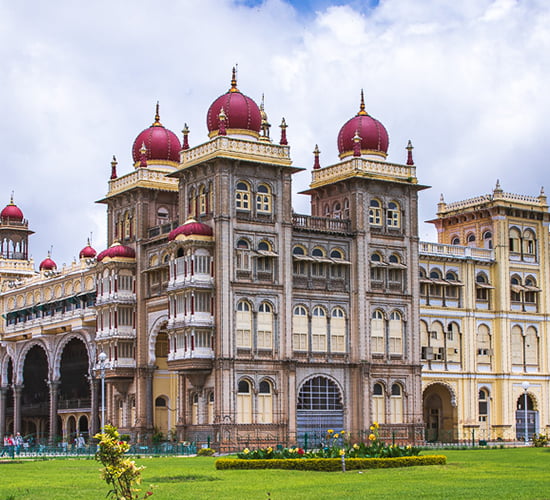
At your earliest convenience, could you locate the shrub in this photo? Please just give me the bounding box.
[215,455,447,471]
[532,434,549,447]
[95,425,153,499]
[197,448,216,456]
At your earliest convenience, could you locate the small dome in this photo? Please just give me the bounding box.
[1,196,24,222]
[79,240,97,259]
[168,219,213,240]
[206,68,261,139]
[337,91,389,160]
[132,103,181,166]
[39,255,57,271]
[97,242,136,262]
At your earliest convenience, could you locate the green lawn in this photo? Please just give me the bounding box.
[1,448,549,500]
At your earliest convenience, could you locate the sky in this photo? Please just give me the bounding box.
[1,0,549,268]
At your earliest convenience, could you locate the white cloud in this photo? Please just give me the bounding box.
[1,0,549,261]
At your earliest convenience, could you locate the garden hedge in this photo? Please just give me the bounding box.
[215,455,446,471]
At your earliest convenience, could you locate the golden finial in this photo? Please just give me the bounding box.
[9,191,14,205]
[219,107,227,121]
[140,142,147,155]
[153,101,162,126]
[230,66,239,92]
[111,155,117,167]
[182,123,189,135]
[358,89,368,116]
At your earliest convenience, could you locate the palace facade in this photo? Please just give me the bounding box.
[0,72,547,447]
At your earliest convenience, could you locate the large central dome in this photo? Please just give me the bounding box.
[337,91,389,160]
[206,68,262,139]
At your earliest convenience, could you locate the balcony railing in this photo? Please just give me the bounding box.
[292,214,352,234]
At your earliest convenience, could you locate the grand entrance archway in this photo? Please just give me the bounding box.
[21,345,49,440]
[516,393,538,441]
[423,383,457,442]
[296,376,344,442]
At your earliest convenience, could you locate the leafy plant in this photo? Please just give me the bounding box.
[532,434,548,447]
[95,425,153,499]
[197,448,216,456]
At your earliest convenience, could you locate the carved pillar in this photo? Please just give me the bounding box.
[48,380,60,444]
[13,384,23,435]
[145,368,154,430]
[90,378,100,436]
[0,386,7,437]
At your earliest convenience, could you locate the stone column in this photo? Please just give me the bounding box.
[48,380,60,444]
[0,386,7,437]
[90,378,99,436]
[145,368,154,430]
[13,385,23,435]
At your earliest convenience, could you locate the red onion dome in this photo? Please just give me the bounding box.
[79,239,97,259]
[1,196,24,222]
[206,68,262,139]
[97,241,136,262]
[337,90,389,160]
[169,218,213,241]
[39,254,57,271]
[131,103,181,166]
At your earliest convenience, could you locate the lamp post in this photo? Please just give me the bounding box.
[98,352,108,432]
[521,381,529,444]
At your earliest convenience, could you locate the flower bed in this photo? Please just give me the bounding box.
[215,455,446,471]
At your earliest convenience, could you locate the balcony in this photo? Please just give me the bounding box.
[292,214,352,234]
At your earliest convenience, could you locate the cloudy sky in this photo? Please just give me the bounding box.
[1,0,549,268]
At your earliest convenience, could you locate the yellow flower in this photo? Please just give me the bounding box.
[373,422,379,429]
[267,447,273,453]
[370,425,375,431]
[339,449,346,456]
[333,433,339,439]
[327,429,334,434]
[353,443,359,449]
[368,434,376,441]
[243,448,250,454]
[340,430,346,434]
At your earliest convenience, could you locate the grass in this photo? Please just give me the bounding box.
[0,448,549,499]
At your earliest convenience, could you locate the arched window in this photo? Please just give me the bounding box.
[191,393,199,424]
[258,380,273,423]
[525,326,539,367]
[467,233,476,247]
[257,241,273,273]
[373,383,385,423]
[236,239,250,272]
[311,248,326,278]
[371,310,385,355]
[387,201,400,228]
[188,188,197,217]
[331,307,346,353]
[256,184,272,214]
[479,389,489,423]
[292,306,308,351]
[237,380,252,424]
[292,245,305,255]
[236,301,252,348]
[451,236,460,246]
[207,392,214,424]
[236,181,251,211]
[333,201,341,219]
[523,229,536,256]
[369,199,382,226]
[258,302,273,349]
[389,311,403,355]
[311,306,327,352]
[476,272,491,301]
[198,185,207,214]
[509,227,521,253]
[390,383,404,423]
[330,249,343,259]
[343,198,350,219]
[511,325,523,366]
[524,276,538,304]
[477,324,492,358]
[371,252,382,262]
[510,275,522,303]
[312,247,325,257]
[483,231,493,249]
[157,207,169,225]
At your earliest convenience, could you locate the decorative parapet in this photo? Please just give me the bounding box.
[102,167,178,200]
[310,157,417,189]
[0,258,35,277]
[292,214,352,234]
[179,135,292,170]
[439,191,548,215]
[419,241,494,262]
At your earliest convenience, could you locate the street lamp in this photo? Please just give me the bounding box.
[521,381,529,444]
[98,352,108,432]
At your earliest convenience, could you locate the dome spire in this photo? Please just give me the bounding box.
[260,94,271,140]
[110,155,118,179]
[353,130,362,157]
[406,140,414,165]
[279,118,288,145]
[313,144,321,170]
[153,101,162,127]
[230,66,239,93]
[182,124,190,150]
[218,108,227,136]
[358,89,368,116]
[9,192,14,205]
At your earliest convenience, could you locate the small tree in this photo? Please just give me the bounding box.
[95,425,153,499]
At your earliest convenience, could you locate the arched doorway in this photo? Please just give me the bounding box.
[21,345,49,440]
[59,338,90,404]
[78,415,89,438]
[296,376,344,442]
[5,358,14,434]
[516,393,538,441]
[66,416,77,443]
[154,396,169,436]
[423,383,457,442]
